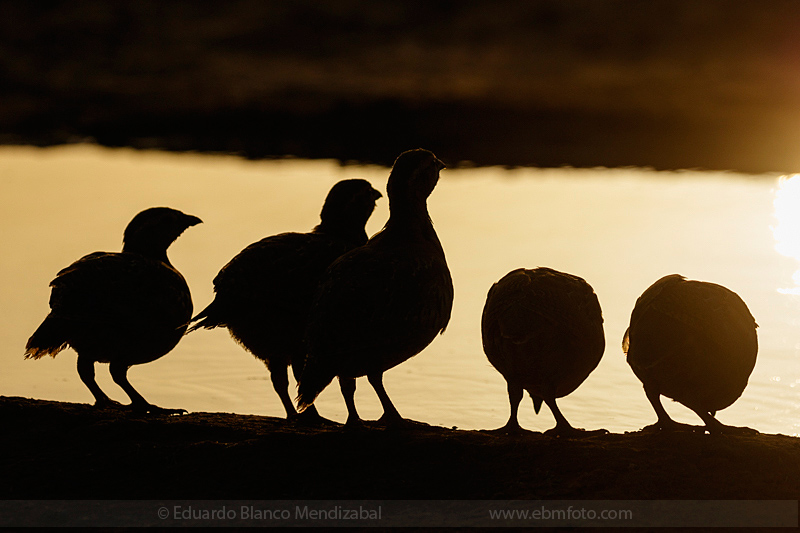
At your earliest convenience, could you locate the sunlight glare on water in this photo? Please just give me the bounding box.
[2,144,800,436]
[772,174,800,294]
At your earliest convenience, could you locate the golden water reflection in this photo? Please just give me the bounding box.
[2,145,799,435]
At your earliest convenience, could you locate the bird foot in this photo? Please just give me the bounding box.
[705,423,760,436]
[343,414,368,429]
[289,408,338,427]
[544,426,608,439]
[93,398,125,410]
[130,403,187,416]
[375,414,421,430]
[639,420,702,434]
[483,422,532,436]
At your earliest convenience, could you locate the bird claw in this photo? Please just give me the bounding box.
[93,398,125,410]
[376,413,410,429]
[344,412,418,430]
[344,415,367,430]
[289,408,337,427]
[94,398,185,416]
[640,420,702,434]
[375,415,428,430]
[483,422,531,436]
[150,406,188,416]
[544,426,608,439]
[131,403,187,416]
[706,423,759,436]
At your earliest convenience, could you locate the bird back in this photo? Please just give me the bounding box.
[49,251,192,330]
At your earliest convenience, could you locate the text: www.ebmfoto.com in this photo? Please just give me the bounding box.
[489,507,633,521]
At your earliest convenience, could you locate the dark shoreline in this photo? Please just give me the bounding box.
[2,101,795,175]
[5,2,800,174]
[2,395,799,501]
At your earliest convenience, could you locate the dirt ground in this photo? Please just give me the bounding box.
[2,395,799,502]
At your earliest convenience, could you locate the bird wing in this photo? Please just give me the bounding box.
[49,251,191,327]
[212,232,353,310]
[306,242,453,370]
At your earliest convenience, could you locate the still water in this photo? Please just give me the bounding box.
[2,145,800,435]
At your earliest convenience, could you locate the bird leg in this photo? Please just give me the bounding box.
[367,372,406,427]
[339,376,362,427]
[77,355,121,408]
[109,361,186,415]
[487,381,525,434]
[543,398,608,438]
[269,364,298,419]
[641,383,699,433]
[690,409,759,436]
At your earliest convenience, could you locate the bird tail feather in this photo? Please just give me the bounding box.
[296,357,337,411]
[25,314,68,359]
[186,300,223,333]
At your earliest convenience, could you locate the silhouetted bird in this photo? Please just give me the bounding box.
[297,149,453,426]
[25,207,202,414]
[623,274,758,434]
[482,267,606,437]
[188,179,381,419]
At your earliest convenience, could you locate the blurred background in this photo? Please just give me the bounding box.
[2,0,800,172]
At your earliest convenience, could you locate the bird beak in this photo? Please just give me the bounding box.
[371,189,383,201]
[435,158,446,171]
[183,214,203,227]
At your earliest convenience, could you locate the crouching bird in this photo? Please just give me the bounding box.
[623,274,758,434]
[25,207,201,414]
[297,149,453,427]
[482,267,606,437]
[188,179,382,419]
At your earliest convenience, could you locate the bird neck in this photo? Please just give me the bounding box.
[122,241,172,265]
[383,197,438,239]
[390,191,431,218]
[314,219,369,247]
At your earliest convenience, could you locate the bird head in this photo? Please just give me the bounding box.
[386,149,446,205]
[318,179,382,240]
[122,207,202,260]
